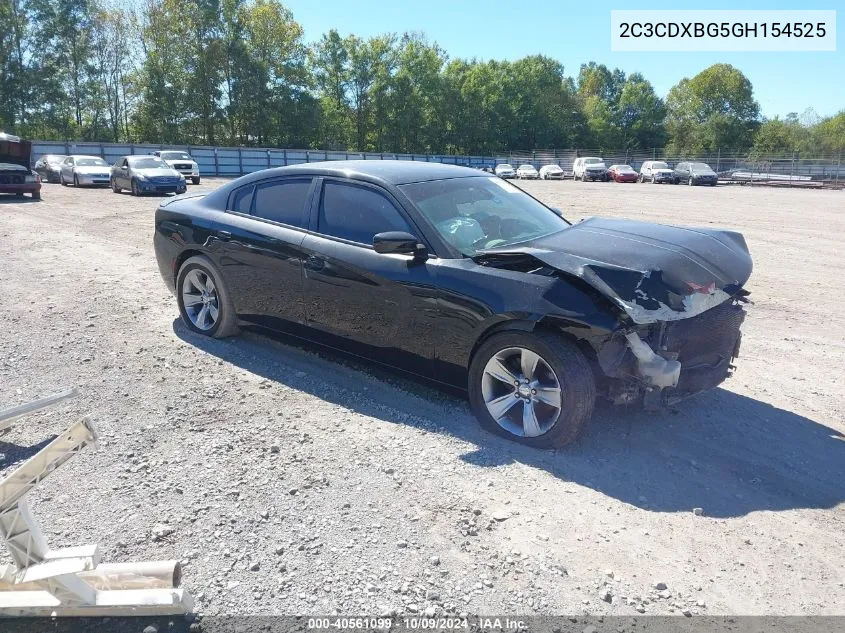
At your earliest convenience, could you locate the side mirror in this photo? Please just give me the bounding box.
[373,231,427,259]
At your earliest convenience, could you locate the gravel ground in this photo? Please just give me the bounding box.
[0,178,843,617]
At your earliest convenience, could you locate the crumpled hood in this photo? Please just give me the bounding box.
[478,217,753,324]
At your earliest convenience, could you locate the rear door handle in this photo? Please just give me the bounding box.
[304,255,325,271]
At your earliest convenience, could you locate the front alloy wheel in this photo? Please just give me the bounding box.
[469,331,595,448]
[482,347,561,438]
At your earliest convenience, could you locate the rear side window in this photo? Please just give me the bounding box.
[231,185,254,213]
[253,179,311,227]
[318,181,412,245]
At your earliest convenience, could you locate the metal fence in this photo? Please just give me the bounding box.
[32,140,845,187]
[31,141,499,177]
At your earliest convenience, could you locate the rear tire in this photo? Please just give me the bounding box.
[468,331,595,448]
[176,255,239,339]
[31,191,40,200]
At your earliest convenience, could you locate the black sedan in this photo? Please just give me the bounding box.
[673,161,718,186]
[154,161,752,448]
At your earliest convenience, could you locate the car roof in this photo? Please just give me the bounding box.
[231,160,486,186]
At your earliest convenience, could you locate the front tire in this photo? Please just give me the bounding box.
[468,331,595,448]
[31,191,41,200]
[688,176,694,186]
[131,179,140,196]
[73,174,79,187]
[176,256,239,338]
[60,173,68,186]
[111,178,121,193]
[192,176,200,185]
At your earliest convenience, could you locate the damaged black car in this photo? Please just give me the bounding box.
[154,161,752,448]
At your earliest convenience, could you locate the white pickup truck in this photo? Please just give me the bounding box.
[154,150,201,185]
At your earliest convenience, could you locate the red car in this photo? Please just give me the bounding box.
[607,164,638,183]
[0,132,41,199]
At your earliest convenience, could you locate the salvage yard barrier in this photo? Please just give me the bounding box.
[0,389,193,616]
[30,141,845,187]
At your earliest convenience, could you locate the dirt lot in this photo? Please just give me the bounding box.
[1,178,843,617]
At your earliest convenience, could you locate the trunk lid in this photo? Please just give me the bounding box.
[0,133,33,171]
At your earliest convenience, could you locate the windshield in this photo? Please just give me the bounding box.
[497,164,513,170]
[400,176,567,256]
[584,158,603,165]
[130,157,169,169]
[45,155,65,165]
[518,165,535,170]
[691,162,713,171]
[160,151,191,160]
[0,162,27,171]
[544,165,562,171]
[76,158,107,167]
[616,165,635,172]
[652,161,669,169]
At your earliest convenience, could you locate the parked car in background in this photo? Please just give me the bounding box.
[516,164,539,179]
[33,153,68,183]
[154,150,201,185]
[494,163,515,179]
[573,157,608,181]
[154,161,752,448]
[673,161,718,186]
[0,132,41,199]
[639,160,674,184]
[607,164,638,183]
[60,155,111,187]
[111,155,187,196]
[539,164,565,180]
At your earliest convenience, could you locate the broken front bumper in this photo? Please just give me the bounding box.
[598,300,747,405]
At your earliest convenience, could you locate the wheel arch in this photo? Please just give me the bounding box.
[466,315,601,374]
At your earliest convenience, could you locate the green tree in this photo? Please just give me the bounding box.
[666,63,760,153]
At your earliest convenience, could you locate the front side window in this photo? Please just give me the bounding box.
[400,176,567,256]
[252,179,312,227]
[318,181,412,245]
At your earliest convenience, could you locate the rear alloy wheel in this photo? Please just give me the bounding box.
[176,256,239,338]
[469,331,595,448]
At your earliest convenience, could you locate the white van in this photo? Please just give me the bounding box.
[572,157,608,181]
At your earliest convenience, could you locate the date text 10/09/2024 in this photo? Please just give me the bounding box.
[307,617,528,630]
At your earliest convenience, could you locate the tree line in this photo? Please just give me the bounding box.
[2,0,844,156]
